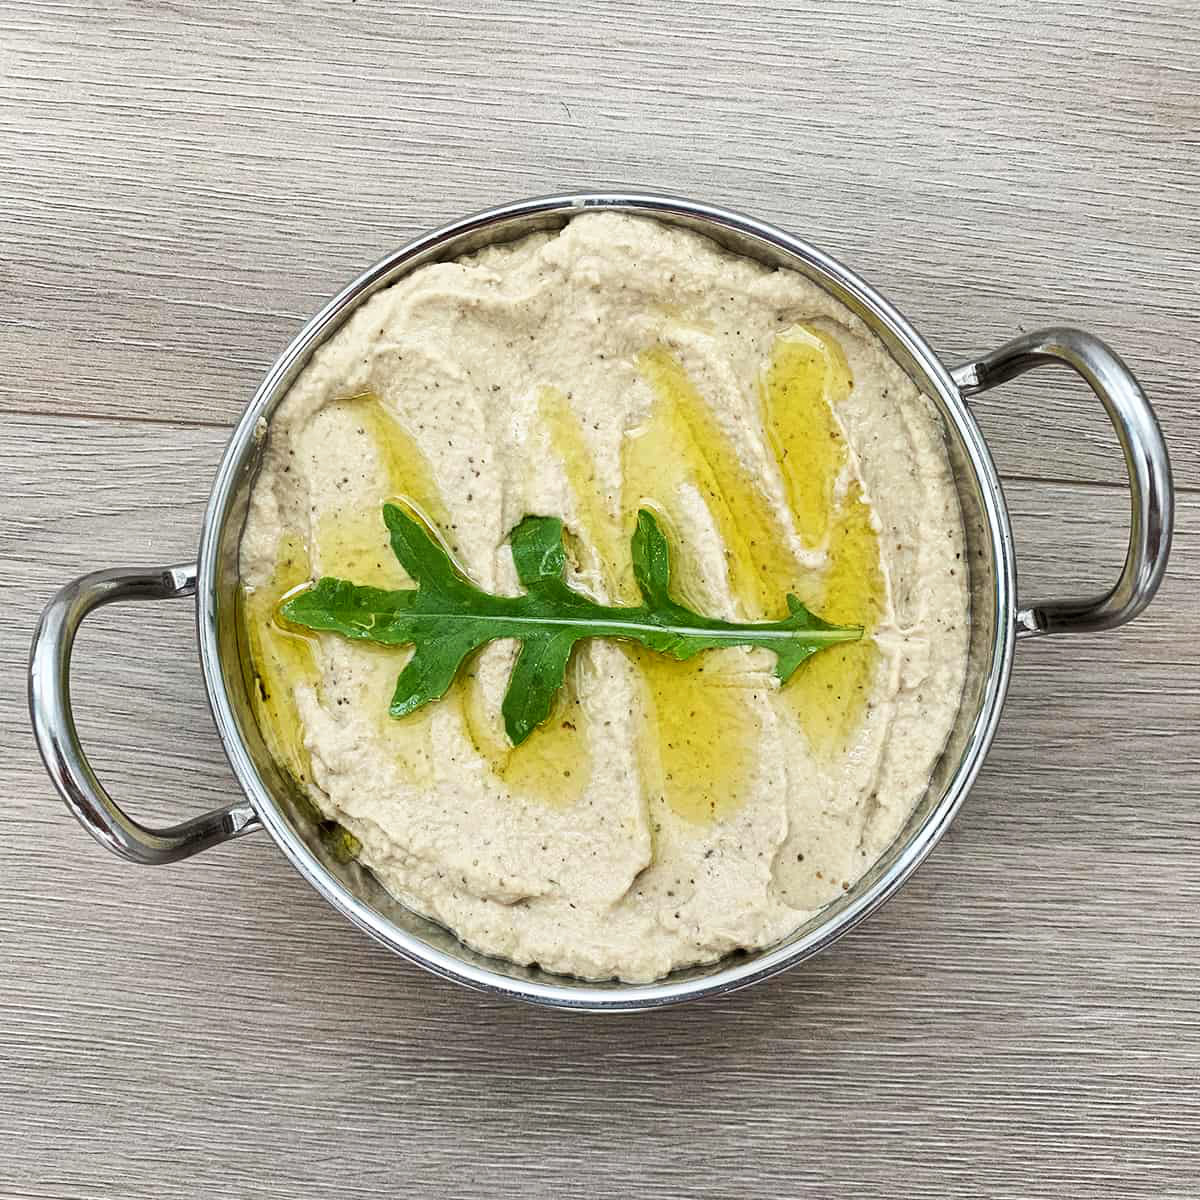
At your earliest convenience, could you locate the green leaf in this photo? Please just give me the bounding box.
[281,503,862,746]
[390,638,474,718]
[501,631,576,745]
[509,515,568,587]
[384,503,472,597]
[630,508,672,605]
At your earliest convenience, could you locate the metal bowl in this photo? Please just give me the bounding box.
[30,192,1174,1010]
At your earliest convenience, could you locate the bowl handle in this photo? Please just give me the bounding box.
[951,327,1173,639]
[28,563,262,864]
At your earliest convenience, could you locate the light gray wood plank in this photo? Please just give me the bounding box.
[1,0,1197,488]
[2,1,1198,1196]
[2,409,1197,1199]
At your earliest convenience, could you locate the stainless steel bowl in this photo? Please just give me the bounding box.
[29,192,1174,1010]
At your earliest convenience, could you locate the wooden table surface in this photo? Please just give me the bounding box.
[3,2,1198,1196]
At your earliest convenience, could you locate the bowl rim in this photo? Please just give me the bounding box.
[196,190,1017,1010]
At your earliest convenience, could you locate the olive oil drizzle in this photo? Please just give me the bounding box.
[760,325,850,549]
[456,390,592,807]
[244,393,590,807]
[243,534,319,789]
[246,325,889,828]
[312,396,447,590]
[537,386,632,602]
[625,354,771,823]
[537,385,761,824]
[760,328,885,757]
[636,346,801,620]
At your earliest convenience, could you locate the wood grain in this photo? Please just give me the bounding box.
[1,3,1198,1198]
[2,0,1199,486]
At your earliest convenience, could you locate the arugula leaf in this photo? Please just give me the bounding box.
[282,504,862,746]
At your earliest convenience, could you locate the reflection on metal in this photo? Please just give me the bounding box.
[952,327,1172,639]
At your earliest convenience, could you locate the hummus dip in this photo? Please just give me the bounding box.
[240,212,969,983]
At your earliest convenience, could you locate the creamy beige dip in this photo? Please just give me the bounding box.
[240,212,969,983]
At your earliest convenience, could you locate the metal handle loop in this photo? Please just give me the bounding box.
[28,563,261,864]
[952,327,1173,638]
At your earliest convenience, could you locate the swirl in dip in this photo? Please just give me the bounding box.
[239,212,969,983]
